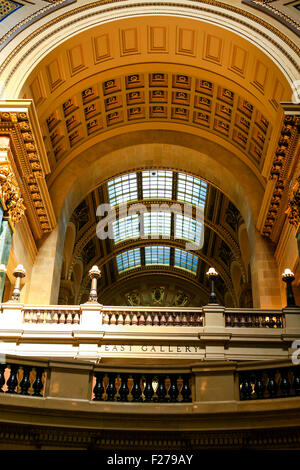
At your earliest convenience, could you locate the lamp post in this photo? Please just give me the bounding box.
[206,267,219,304]
[11,264,26,301]
[88,265,101,303]
[282,268,297,307]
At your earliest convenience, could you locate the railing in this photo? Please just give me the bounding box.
[239,365,300,400]
[23,306,80,324]
[225,310,284,328]
[102,310,203,327]
[93,372,192,402]
[0,361,46,396]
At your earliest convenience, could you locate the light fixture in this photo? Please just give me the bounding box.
[282,268,297,307]
[88,265,101,303]
[11,265,26,302]
[206,267,219,304]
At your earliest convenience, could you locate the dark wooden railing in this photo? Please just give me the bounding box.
[239,366,300,400]
[0,362,46,396]
[93,372,192,402]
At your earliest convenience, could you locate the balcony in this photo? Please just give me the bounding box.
[0,302,299,362]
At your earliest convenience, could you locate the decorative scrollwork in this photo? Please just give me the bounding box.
[286,176,300,230]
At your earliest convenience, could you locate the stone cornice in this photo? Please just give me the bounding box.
[258,104,300,241]
[0,100,56,238]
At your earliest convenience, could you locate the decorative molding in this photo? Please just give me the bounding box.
[242,0,300,37]
[260,106,300,239]
[0,100,56,238]
[286,175,300,231]
[0,160,25,226]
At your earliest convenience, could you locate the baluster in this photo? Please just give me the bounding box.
[33,368,44,396]
[240,374,252,400]
[239,314,245,327]
[160,314,166,326]
[267,372,277,398]
[32,311,38,323]
[261,316,266,328]
[167,314,173,326]
[131,375,142,402]
[293,369,300,396]
[6,364,19,394]
[60,312,66,324]
[146,313,152,326]
[73,313,80,324]
[103,313,109,325]
[143,375,154,402]
[275,315,282,328]
[117,313,124,325]
[24,311,31,323]
[132,313,138,325]
[110,313,116,325]
[279,370,290,397]
[0,363,6,392]
[245,314,252,328]
[156,375,167,402]
[181,375,191,402]
[254,315,260,328]
[38,311,44,323]
[254,372,265,399]
[188,314,195,326]
[269,316,275,329]
[66,312,73,324]
[196,314,203,326]
[125,313,131,325]
[233,314,239,328]
[169,375,179,402]
[93,373,105,401]
[20,366,31,395]
[52,312,59,324]
[139,313,145,326]
[225,313,231,327]
[153,314,159,326]
[181,313,188,326]
[119,374,129,402]
[46,311,52,323]
[174,314,180,326]
[106,374,117,401]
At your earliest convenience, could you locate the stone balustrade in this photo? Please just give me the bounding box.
[0,303,299,362]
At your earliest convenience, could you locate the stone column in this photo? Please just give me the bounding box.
[250,229,282,308]
[26,224,64,305]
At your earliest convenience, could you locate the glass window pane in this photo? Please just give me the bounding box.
[177,173,207,207]
[143,212,171,238]
[116,248,141,273]
[174,248,198,274]
[142,170,173,199]
[112,215,140,243]
[107,173,138,206]
[145,246,171,265]
[174,214,203,244]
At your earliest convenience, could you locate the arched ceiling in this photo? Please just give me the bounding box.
[60,169,250,307]
[19,16,291,179]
